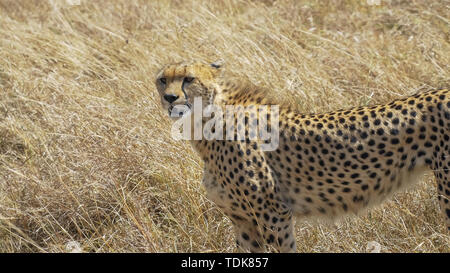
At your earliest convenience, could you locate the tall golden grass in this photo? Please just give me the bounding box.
[0,0,448,252]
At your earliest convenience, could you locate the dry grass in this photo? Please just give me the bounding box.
[0,0,449,253]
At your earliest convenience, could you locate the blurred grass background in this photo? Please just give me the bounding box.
[0,0,449,252]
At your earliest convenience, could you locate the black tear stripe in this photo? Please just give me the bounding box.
[181,79,189,101]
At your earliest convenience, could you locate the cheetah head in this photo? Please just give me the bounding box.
[155,61,223,118]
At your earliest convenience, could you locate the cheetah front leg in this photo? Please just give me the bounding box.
[233,219,265,253]
[230,204,296,253]
[261,205,296,253]
[432,151,450,231]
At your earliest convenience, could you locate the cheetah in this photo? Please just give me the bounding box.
[155,60,450,252]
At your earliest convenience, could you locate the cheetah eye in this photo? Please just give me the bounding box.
[184,77,195,83]
[159,77,167,85]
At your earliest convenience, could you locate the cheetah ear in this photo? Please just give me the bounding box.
[210,59,224,69]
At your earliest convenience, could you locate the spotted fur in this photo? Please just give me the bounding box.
[155,61,450,252]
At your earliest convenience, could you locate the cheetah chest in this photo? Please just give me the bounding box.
[202,168,227,209]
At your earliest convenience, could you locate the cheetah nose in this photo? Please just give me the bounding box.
[163,94,179,104]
